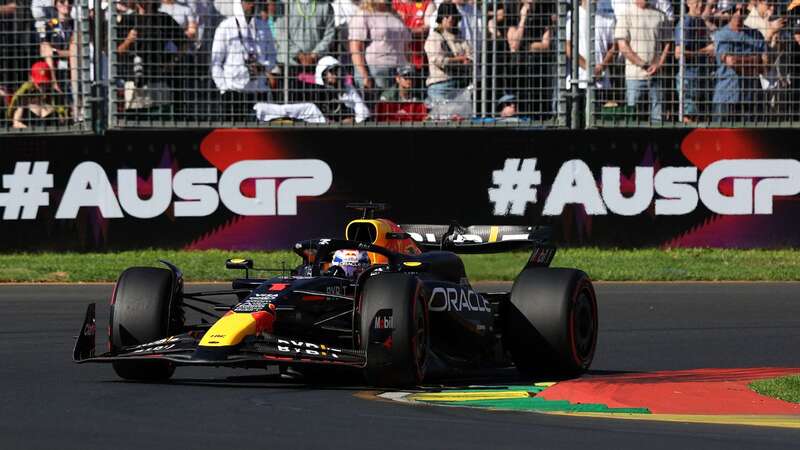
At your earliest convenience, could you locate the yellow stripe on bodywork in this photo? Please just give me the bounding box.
[412,391,530,402]
[199,313,256,347]
[548,412,800,429]
[488,226,499,243]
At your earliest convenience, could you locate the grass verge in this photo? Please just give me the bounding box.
[1,248,799,282]
[750,375,800,404]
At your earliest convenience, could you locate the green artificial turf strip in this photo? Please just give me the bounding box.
[0,248,799,282]
[749,375,800,404]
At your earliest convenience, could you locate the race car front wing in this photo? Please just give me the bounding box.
[73,303,366,368]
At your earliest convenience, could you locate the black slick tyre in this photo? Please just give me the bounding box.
[358,273,428,387]
[109,267,182,381]
[505,268,598,377]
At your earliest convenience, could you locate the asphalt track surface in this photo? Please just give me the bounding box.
[1,282,799,449]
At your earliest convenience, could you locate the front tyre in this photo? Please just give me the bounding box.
[358,274,428,387]
[505,268,598,377]
[110,267,183,381]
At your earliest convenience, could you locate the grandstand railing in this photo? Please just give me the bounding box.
[2,0,800,133]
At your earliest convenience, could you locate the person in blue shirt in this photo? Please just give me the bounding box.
[675,0,714,122]
[712,1,767,121]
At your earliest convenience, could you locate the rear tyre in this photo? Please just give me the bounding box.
[110,267,183,381]
[505,268,598,377]
[359,274,428,387]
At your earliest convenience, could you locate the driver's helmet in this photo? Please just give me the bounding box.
[331,249,371,278]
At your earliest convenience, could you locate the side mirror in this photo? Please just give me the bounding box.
[226,258,254,270]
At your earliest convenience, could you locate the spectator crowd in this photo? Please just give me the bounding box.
[2,0,800,127]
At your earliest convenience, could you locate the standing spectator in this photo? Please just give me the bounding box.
[393,0,432,71]
[39,0,73,94]
[332,0,358,62]
[116,0,189,112]
[1,0,36,96]
[744,0,783,47]
[160,0,201,117]
[424,1,472,102]
[675,0,714,122]
[744,0,788,117]
[428,0,482,54]
[711,1,767,121]
[507,0,557,118]
[273,0,335,74]
[614,0,672,122]
[160,0,199,43]
[211,0,277,120]
[566,0,617,107]
[487,1,515,104]
[349,0,411,92]
[259,0,279,36]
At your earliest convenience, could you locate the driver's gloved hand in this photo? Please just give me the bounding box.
[324,266,348,278]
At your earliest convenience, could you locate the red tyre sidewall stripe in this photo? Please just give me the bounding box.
[569,279,598,368]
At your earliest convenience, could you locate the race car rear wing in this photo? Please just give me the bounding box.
[399,223,556,267]
[401,222,551,253]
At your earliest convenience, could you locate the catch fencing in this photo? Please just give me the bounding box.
[1,0,799,132]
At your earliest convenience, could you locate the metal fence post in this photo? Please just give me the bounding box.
[678,0,685,123]
[107,1,116,128]
[585,0,594,128]
[283,0,290,104]
[91,0,105,134]
[569,0,580,128]
[480,0,488,118]
[490,0,497,118]
[471,1,478,117]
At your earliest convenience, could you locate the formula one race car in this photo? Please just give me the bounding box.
[73,204,598,387]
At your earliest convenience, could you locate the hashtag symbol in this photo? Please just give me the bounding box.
[0,162,54,220]
[488,158,541,216]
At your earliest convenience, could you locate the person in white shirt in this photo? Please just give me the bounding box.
[566,0,616,97]
[211,0,278,120]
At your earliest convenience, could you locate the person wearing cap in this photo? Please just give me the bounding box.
[424,1,472,103]
[298,55,370,123]
[496,93,522,121]
[614,0,672,122]
[380,65,420,101]
[6,60,68,128]
[711,0,767,120]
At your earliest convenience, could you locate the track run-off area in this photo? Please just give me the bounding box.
[0,282,798,449]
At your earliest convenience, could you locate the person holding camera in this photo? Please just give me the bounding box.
[116,0,189,113]
[211,0,278,121]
